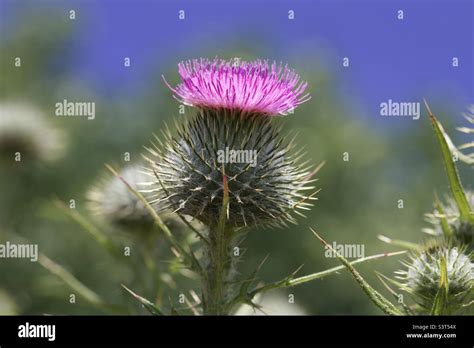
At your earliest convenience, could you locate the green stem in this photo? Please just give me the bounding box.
[203,225,234,315]
[202,165,235,315]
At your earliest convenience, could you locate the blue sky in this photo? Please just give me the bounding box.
[1,0,473,123]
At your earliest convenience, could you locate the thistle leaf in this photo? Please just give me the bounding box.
[237,250,406,309]
[53,198,122,259]
[430,256,449,315]
[377,235,422,251]
[240,255,270,296]
[227,255,270,312]
[287,250,407,287]
[311,228,403,315]
[121,284,163,315]
[376,272,414,315]
[425,101,473,224]
[433,192,453,238]
[39,253,123,313]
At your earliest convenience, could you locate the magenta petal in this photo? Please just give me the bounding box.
[164,58,310,116]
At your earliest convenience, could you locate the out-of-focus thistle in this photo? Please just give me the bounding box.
[395,246,473,314]
[456,105,474,165]
[0,289,18,315]
[87,164,158,234]
[424,191,474,248]
[143,58,318,314]
[235,292,307,315]
[0,102,65,163]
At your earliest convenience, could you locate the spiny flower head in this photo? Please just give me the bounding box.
[87,165,157,232]
[396,246,473,313]
[143,108,317,228]
[456,104,474,165]
[164,58,310,116]
[424,191,474,247]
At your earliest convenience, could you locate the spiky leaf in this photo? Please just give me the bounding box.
[426,101,473,224]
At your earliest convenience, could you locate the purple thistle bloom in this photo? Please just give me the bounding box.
[163,58,310,116]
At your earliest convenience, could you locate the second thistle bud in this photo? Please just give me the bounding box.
[397,246,473,314]
[87,165,160,235]
[425,191,474,248]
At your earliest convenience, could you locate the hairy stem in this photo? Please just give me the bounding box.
[203,225,234,315]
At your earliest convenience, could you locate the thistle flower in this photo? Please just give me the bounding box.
[0,102,65,162]
[425,191,474,246]
[396,246,473,314]
[146,59,316,230]
[87,165,157,232]
[146,58,317,314]
[164,58,310,116]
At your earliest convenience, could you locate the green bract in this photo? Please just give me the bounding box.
[144,108,316,228]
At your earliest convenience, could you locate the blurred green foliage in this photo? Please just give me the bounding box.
[0,10,471,315]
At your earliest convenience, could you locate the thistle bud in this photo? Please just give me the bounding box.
[145,109,315,228]
[397,246,473,314]
[87,165,158,233]
[425,191,474,247]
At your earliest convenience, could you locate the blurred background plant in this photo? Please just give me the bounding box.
[332,104,474,315]
[0,2,472,315]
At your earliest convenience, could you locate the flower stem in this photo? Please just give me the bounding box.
[203,225,234,315]
[203,167,235,315]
